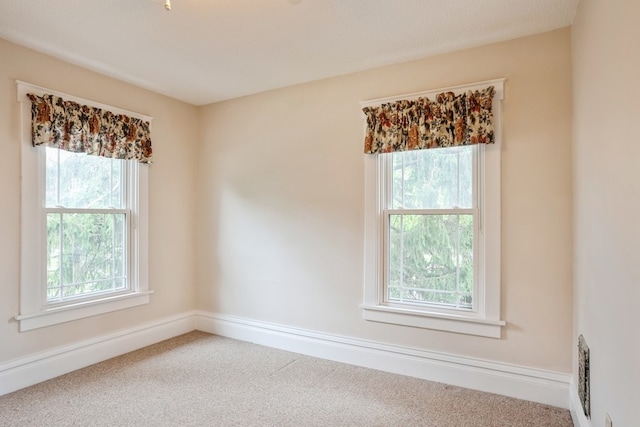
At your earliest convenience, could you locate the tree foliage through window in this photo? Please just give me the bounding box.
[45,147,128,302]
[386,146,475,309]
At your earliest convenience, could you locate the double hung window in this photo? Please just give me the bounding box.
[16,82,151,331]
[384,145,476,310]
[361,80,504,338]
[45,147,131,303]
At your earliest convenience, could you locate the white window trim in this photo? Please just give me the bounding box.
[360,79,505,338]
[15,81,152,332]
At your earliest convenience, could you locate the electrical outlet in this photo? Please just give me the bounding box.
[605,413,613,427]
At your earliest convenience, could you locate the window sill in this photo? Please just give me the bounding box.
[15,291,153,332]
[360,304,505,338]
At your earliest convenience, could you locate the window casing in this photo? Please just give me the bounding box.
[361,80,504,338]
[16,81,151,332]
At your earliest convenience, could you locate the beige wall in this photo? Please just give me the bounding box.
[572,0,640,425]
[0,28,574,377]
[0,39,199,363]
[196,29,574,371]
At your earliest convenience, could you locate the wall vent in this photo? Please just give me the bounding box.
[578,334,591,418]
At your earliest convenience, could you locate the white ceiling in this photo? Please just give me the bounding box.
[0,0,579,106]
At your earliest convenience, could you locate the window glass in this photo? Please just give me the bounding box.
[387,213,473,309]
[391,146,473,210]
[45,147,124,209]
[45,148,128,303]
[387,146,475,310]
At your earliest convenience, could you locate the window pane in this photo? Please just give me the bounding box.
[387,214,473,309]
[391,146,473,209]
[45,148,124,209]
[47,213,127,302]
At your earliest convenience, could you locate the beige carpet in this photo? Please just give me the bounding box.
[0,331,573,426]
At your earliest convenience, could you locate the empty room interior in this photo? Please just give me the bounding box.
[0,0,638,426]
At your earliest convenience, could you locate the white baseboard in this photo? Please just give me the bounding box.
[569,379,591,427]
[1,309,574,415]
[196,311,572,409]
[0,311,197,397]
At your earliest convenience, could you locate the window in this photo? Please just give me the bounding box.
[45,148,130,302]
[361,80,504,338]
[386,146,476,309]
[15,82,151,332]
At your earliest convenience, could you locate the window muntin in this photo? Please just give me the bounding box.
[383,146,478,312]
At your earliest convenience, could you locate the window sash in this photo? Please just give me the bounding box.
[41,145,135,306]
[380,146,481,313]
[44,210,131,305]
[382,211,478,311]
[45,146,128,210]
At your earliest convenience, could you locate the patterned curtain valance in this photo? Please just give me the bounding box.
[27,93,153,164]
[363,86,495,154]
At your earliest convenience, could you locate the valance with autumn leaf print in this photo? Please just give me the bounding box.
[27,93,152,164]
[363,86,495,154]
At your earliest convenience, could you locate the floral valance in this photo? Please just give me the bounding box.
[27,93,152,164]
[363,86,495,154]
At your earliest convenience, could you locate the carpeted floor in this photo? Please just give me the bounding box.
[0,331,573,426]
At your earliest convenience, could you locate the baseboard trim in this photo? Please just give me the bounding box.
[196,311,571,409]
[0,311,197,396]
[569,378,591,427]
[1,310,573,412]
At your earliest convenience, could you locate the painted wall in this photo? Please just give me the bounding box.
[0,39,198,363]
[0,27,575,382]
[196,29,574,372]
[572,0,640,425]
